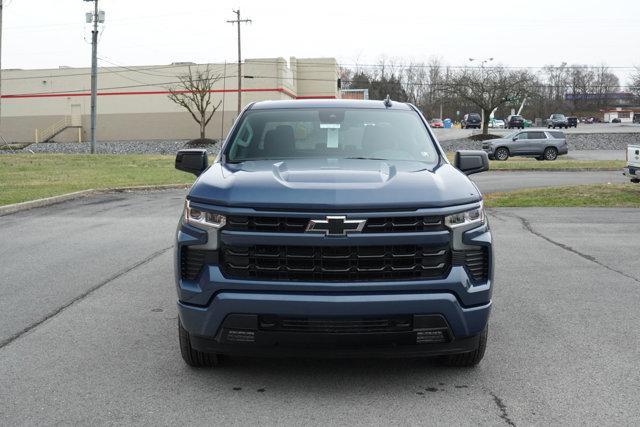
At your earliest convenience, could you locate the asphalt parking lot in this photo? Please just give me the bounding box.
[1,181,639,425]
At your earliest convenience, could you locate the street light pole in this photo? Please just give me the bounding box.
[469,57,494,132]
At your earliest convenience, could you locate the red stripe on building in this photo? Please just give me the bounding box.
[1,87,335,100]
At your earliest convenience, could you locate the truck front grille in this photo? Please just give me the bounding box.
[226,215,445,233]
[221,244,451,282]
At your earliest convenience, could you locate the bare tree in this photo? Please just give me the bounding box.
[448,66,536,134]
[168,65,222,141]
[630,67,640,96]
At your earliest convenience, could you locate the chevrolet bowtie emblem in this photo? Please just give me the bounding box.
[305,216,366,236]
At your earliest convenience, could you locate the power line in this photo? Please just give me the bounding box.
[1,59,637,83]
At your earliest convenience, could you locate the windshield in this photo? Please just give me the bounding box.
[225,108,440,164]
[552,114,565,119]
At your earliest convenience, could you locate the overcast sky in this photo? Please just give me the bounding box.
[3,0,639,82]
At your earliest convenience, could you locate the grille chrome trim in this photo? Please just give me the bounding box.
[226,215,445,233]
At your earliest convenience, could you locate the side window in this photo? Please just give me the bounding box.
[528,131,547,139]
[514,132,527,140]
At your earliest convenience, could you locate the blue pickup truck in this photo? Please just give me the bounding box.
[174,99,493,367]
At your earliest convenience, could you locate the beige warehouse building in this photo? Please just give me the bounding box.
[1,57,339,143]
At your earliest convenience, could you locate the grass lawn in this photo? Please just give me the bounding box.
[488,159,625,171]
[484,184,640,208]
[0,154,193,206]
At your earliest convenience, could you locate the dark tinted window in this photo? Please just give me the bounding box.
[226,108,439,164]
[468,114,481,120]
[527,132,547,139]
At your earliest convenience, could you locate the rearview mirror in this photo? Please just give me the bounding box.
[454,150,489,175]
[175,149,208,176]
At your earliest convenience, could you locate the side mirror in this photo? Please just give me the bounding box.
[512,136,518,141]
[454,150,489,175]
[175,149,208,176]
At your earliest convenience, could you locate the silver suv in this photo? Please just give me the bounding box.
[482,130,568,161]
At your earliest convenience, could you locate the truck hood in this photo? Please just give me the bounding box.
[188,158,481,209]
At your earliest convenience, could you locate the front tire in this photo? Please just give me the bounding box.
[179,320,220,367]
[543,147,558,161]
[444,326,488,367]
[494,147,509,161]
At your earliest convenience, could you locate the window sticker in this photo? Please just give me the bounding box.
[326,128,339,148]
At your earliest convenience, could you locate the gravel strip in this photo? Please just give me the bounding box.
[2,133,637,155]
[1,140,221,155]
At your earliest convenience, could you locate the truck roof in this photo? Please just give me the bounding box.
[249,99,413,110]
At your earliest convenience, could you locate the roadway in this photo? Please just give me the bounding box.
[1,173,638,424]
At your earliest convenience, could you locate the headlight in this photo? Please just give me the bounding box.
[444,203,485,228]
[184,200,226,229]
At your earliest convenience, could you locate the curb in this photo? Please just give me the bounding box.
[0,184,190,216]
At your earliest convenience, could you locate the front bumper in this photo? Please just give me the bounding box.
[175,205,493,357]
[184,308,488,358]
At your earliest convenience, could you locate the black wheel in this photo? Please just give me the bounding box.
[543,147,558,161]
[494,147,509,161]
[535,156,544,161]
[631,178,640,184]
[444,326,488,367]
[179,320,220,367]
[548,125,551,129]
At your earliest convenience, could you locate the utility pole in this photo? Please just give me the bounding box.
[84,0,104,153]
[0,0,4,135]
[87,0,99,153]
[226,10,251,116]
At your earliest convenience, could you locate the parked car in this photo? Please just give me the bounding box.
[547,113,569,129]
[611,118,622,123]
[174,99,493,367]
[430,118,444,128]
[506,115,525,129]
[461,113,481,129]
[567,117,578,128]
[482,130,568,161]
[489,119,505,129]
[633,114,640,124]
[624,144,640,183]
